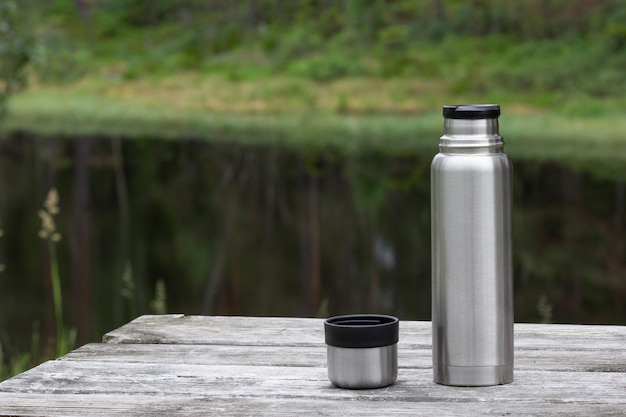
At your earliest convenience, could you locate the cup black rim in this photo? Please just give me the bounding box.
[324,314,399,348]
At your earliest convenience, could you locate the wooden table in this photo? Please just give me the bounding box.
[0,315,625,416]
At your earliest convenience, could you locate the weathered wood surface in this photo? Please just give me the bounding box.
[0,315,625,416]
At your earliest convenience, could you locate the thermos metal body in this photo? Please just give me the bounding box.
[431,105,514,386]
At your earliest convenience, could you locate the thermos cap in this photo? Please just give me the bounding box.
[324,314,399,348]
[443,104,500,120]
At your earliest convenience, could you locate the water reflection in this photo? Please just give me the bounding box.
[0,134,624,349]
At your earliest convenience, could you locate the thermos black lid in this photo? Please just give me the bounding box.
[324,314,399,348]
[443,104,500,119]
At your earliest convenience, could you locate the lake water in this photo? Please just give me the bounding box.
[1,133,625,351]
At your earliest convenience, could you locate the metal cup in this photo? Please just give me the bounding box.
[324,314,399,389]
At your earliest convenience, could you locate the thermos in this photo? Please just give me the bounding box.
[431,104,513,386]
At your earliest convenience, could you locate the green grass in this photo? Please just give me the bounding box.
[5,20,626,178]
[5,76,626,173]
[3,88,433,151]
[6,2,626,171]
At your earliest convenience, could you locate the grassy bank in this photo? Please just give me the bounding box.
[5,73,626,172]
[4,0,626,176]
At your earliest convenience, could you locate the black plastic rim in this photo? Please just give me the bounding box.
[443,104,500,119]
[324,314,399,348]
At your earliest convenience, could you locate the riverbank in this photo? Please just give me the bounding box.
[4,74,626,177]
[5,1,626,173]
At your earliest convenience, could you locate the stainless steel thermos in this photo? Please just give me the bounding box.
[431,104,514,386]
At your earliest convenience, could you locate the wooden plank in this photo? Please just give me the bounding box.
[62,342,626,372]
[1,316,624,416]
[103,315,626,352]
[103,315,329,346]
[1,393,624,417]
[1,358,624,405]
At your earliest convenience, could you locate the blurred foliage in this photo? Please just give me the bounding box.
[1,137,624,370]
[15,0,624,92]
[0,322,43,382]
[0,1,34,119]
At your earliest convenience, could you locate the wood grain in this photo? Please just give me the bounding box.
[0,315,624,416]
[1,393,624,417]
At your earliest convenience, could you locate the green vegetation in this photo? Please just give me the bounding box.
[0,1,33,118]
[3,0,626,165]
[8,85,626,168]
[0,322,42,382]
[37,188,76,358]
[1,189,76,382]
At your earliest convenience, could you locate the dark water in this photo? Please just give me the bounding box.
[1,134,625,351]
